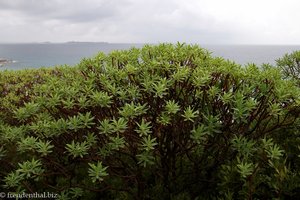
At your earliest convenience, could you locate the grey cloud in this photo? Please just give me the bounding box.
[1,0,298,44]
[0,0,131,23]
[0,0,243,43]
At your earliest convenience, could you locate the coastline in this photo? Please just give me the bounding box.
[0,58,14,67]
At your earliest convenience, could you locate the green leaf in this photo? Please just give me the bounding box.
[265,144,284,160]
[4,171,25,188]
[221,92,233,104]
[98,119,114,135]
[204,114,222,134]
[141,76,155,92]
[157,113,171,125]
[17,158,44,179]
[78,112,95,129]
[172,67,190,82]
[190,125,209,144]
[125,64,138,74]
[35,140,54,156]
[135,119,152,137]
[137,151,155,167]
[231,135,256,159]
[152,78,169,98]
[3,126,25,142]
[165,100,180,114]
[57,191,71,200]
[141,135,158,151]
[237,161,254,179]
[84,132,98,147]
[66,141,89,158]
[111,118,127,133]
[0,146,7,160]
[119,102,136,118]
[90,91,112,107]
[62,97,75,109]
[208,86,220,98]
[182,106,199,122]
[88,161,109,183]
[14,102,40,122]
[192,68,211,87]
[67,115,82,132]
[108,134,125,150]
[17,136,38,153]
[69,187,84,198]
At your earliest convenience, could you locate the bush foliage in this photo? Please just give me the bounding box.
[1,43,300,199]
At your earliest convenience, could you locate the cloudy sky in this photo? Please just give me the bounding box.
[0,0,299,44]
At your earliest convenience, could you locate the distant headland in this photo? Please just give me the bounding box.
[0,58,13,66]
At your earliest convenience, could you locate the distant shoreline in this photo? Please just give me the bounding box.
[0,58,13,66]
[0,43,299,70]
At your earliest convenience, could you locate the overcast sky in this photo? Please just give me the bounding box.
[0,0,299,44]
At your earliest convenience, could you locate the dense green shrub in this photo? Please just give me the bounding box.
[277,51,300,83]
[1,43,300,199]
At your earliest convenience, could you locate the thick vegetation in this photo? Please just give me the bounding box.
[0,44,300,199]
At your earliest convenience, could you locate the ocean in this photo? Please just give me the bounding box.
[0,43,300,70]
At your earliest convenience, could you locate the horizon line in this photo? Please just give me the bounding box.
[0,41,300,46]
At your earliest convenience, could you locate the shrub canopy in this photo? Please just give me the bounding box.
[1,43,300,199]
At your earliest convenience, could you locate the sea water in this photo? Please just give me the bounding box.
[0,42,143,70]
[202,45,300,66]
[0,43,299,70]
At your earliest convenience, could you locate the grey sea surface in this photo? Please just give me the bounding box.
[202,45,300,66]
[0,43,299,70]
[0,42,143,70]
